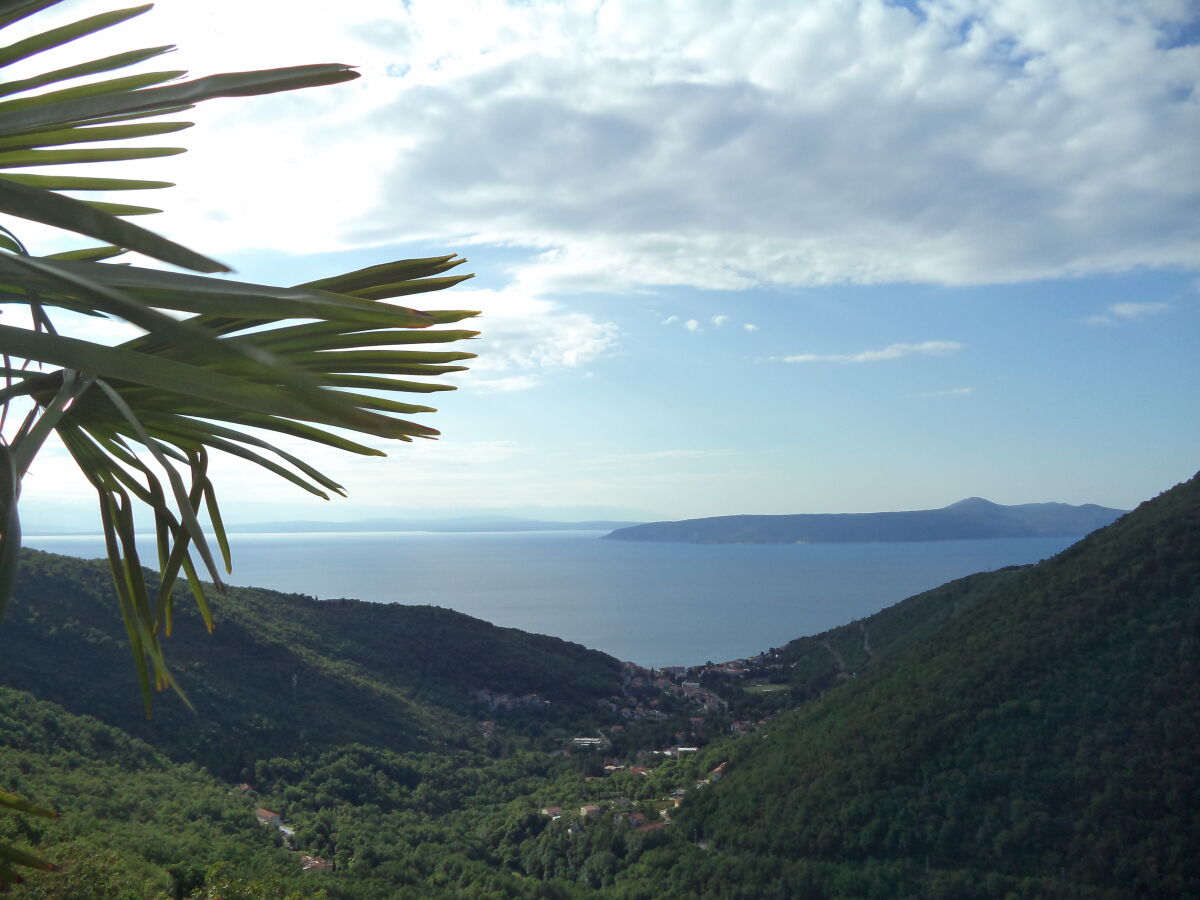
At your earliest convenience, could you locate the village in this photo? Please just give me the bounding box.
[238,654,788,873]
[474,652,788,741]
[536,757,730,836]
[474,656,791,842]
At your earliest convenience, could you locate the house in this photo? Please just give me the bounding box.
[637,820,669,832]
[710,762,729,781]
[254,808,281,827]
[300,855,331,872]
[540,806,563,819]
[580,804,601,819]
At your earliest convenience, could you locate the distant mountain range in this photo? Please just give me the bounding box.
[224,516,640,534]
[603,497,1127,544]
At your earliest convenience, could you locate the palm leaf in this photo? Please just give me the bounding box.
[0,174,224,270]
[0,4,152,69]
[0,119,191,150]
[0,2,67,31]
[0,2,483,885]
[0,44,175,98]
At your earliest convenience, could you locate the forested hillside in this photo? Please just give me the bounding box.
[0,476,1194,898]
[667,475,1199,898]
[1,551,624,777]
[0,687,313,898]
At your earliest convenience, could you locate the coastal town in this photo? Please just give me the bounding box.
[465,655,793,845]
[240,654,790,872]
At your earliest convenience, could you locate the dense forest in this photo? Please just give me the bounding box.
[673,474,1200,897]
[1,552,627,777]
[0,475,1196,897]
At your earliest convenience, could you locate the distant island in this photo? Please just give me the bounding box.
[602,497,1127,544]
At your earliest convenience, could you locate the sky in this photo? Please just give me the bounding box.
[7,0,1200,531]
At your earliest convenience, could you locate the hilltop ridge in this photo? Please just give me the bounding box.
[0,552,627,777]
[667,473,1199,897]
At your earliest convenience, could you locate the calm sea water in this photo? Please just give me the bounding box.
[25,531,1076,668]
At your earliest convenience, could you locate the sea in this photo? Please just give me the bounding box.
[24,531,1077,668]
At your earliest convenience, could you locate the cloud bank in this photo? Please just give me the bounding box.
[25,0,1196,295]
[348,0,1200,291]
[23,0,1195,292]
[781,340,964,364]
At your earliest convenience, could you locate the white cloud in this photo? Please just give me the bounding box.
[743,323,759,332]
[781,340,964,364]
[347,0,1199,290]
[13,0,1195,292]
[662,315,679,325]
[464,375,541,392]
[1084,301,1174,325]
[684,319,701,332]
[436,286,618,378]
[711,315,729,327]
[919,386,974,398]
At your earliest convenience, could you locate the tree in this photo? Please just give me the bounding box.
[0,0,478,885]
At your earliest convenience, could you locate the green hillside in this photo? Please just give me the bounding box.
[1,476,1195,898]
[666,475,1200,898]
[0,686,319,899]
[1,551,624,778]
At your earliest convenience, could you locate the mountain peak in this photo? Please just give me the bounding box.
[946,497,1000,510]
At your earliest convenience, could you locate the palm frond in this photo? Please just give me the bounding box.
[0,2,483,884]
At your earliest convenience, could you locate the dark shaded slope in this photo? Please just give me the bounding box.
[605,498,1126,544]
[0,551,623,778]
[0,686,303,897]
[750,566,1032,707]
[675,476,1199,898]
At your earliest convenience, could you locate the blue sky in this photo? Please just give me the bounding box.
[11,0,1199,530]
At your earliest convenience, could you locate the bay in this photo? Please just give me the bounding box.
[26,530,1078,668]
